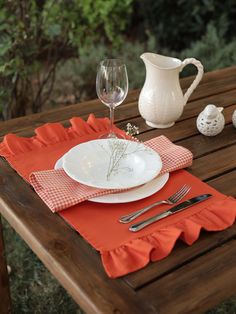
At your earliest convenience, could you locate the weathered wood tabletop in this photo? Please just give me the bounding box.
[0,66,236,314]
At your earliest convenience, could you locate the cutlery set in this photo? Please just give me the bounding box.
[119,184,191,223]
[119,185,212,232]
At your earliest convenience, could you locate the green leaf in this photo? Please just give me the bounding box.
[0,64,8,73]
[47,24,61,38]
[0,40,12,56]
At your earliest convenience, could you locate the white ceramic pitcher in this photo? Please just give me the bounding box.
[138,53,204,128]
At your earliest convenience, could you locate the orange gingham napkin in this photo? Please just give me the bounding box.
[29,136,193,212]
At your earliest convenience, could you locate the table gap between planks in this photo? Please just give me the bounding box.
[0,66,236,314]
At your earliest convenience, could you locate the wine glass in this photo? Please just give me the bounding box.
[96,59,128,138]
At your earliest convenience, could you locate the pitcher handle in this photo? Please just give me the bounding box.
[181,58,204,106]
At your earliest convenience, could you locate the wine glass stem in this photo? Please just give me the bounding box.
[109,106,115,135]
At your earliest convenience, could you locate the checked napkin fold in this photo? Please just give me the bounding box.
[29,135,193,212]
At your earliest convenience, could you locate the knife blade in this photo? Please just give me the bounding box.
[129,194,212,232]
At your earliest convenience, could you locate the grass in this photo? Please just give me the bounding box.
[2,217,236,314]
[2,218,82,314]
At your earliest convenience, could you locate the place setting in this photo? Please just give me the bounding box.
[28,57,193,215]
[52,59,169,204]
[1,57,236,279]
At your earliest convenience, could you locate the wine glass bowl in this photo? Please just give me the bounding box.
[96,59,128,138]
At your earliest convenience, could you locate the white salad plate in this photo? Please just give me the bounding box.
[61,139,163,189]
[57,139,162,189]
[55,156,169,204]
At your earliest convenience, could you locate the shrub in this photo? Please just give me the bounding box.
[179,23,236,76]
[53,35,156,106]
[135,0,236,51]
[0,0,133,119]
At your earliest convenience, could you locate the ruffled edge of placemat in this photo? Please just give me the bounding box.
[0,114,125,158]
[101,196,236,278]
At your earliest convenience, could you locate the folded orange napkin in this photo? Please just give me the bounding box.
[29,136,193,212]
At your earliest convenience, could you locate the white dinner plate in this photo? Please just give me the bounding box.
[62,139,162,189]
[89,173,169,203]
[55,157,169,203]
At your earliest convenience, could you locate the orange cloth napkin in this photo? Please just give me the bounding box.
[29,136,193,212]
[1,114,236,278]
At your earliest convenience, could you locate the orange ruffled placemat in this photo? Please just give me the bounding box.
[1,114,236,278]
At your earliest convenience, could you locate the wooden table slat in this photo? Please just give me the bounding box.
[124,224,236,289]
[177,123,236,159]
[118,90,236,136]
[137,239,236,314]
[136,103,236,143]
[207,169,236,196]
[189,144,236,180]
[186,72,236,102]
[180,65,236,87]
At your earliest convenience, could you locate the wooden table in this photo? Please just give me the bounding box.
[1,66,236,314]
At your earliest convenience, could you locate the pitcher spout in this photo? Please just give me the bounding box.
[140,52,181,70]
[140,53,148,61]
[140,52,153,66]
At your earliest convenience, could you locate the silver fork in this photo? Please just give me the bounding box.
[119,184,191,224]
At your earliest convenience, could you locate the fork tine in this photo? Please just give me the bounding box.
[174,186,191,202]
[173,185,191,201]
[168,184,188,202]
[171,185,191,203]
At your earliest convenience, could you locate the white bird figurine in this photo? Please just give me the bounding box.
[232,110,236,128]
[196,104,225,136]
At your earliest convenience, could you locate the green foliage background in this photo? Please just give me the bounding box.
[0,0,132,118]
[0,0,236,119]
[135,0,236,50]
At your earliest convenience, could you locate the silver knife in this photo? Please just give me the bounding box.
[129,194,212,232]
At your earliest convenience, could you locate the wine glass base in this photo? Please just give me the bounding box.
[99,132,125,139]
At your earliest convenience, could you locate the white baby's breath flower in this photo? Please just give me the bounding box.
[126,123,139,136]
